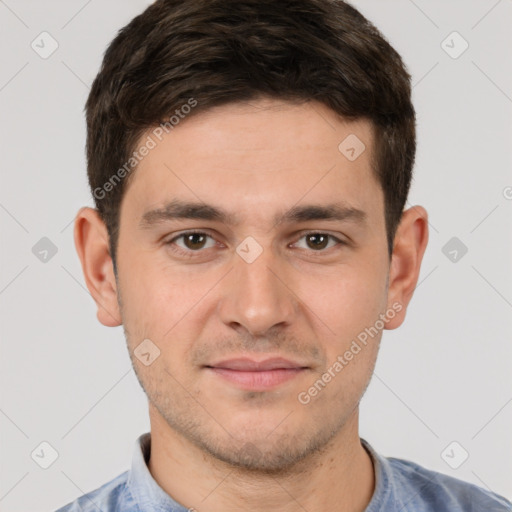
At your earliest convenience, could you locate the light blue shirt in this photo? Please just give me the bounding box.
[55,432,512,511]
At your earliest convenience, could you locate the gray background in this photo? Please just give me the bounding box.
[1,1,511,510]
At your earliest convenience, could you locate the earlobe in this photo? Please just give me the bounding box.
[74,207,122,327]
[385,205,429,330]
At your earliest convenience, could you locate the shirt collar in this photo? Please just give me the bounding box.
[127,432,390,511]
[127,432,188,511]
[361,438,393,511]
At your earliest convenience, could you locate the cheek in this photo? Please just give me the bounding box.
[297,261,388,338]
[117,255,217,352]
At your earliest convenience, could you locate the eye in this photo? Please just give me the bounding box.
[292,232,344,251]
[165,230,345,258]
[167,231,217,253]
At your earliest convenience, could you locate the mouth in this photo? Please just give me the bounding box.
[204,357,310,391]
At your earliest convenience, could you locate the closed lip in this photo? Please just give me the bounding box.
[205,357,309,371]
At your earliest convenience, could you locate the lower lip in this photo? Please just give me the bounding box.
[207,367,306,390]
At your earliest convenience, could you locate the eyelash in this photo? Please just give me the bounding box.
[165,230,346,257]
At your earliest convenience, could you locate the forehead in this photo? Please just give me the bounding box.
[121,98,383,226]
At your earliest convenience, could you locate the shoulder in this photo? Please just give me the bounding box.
[54,470,133,512]
[386,456,512,511]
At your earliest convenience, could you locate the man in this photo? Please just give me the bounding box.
[56,0,512,510]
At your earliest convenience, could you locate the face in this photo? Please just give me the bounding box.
[91,98,407,472]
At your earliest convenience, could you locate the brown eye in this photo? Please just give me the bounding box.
[293,232,342,252]
[167,231,217,253]
[183,233,208,250]
[305,233,330,250]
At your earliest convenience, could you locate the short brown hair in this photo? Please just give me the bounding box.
[85,0,415,267]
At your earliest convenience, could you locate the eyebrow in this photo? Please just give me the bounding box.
[139,199,367,229]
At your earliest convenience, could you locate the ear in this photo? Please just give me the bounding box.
[74,207,122,327]
[384,205,429,330]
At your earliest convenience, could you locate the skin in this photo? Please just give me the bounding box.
[75,97,428,512]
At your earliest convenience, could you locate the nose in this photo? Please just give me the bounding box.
[217,245,297,336]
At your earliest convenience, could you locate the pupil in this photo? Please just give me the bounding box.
[307,234,328,250]
[186,233,205,249]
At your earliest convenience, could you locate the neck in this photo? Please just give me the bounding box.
[147,406,375,512]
